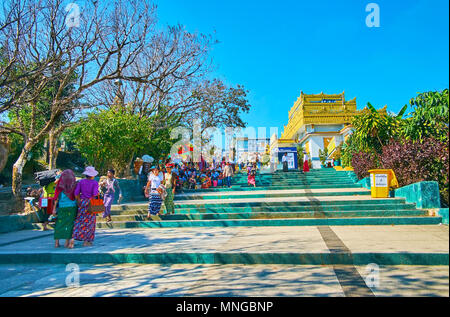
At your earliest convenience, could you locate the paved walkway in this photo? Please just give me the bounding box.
[0,226,448,255]
[0,264,448,297]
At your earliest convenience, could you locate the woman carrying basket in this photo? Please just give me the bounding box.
[69,166,99,248]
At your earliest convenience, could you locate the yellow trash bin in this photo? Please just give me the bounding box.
[368,169,399,198]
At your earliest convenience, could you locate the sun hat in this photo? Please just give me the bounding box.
[82,166,98,177]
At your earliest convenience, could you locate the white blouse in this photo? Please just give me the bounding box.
[148,173,163,193]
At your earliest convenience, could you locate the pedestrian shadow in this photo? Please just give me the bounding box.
[22,264,344,297]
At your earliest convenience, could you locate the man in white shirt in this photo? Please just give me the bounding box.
[282,153,288,172]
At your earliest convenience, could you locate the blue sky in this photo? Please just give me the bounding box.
[157,0,449,136]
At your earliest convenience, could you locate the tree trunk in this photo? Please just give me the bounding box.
[48,129,59,170]
[124,151,135,178]
[11,148,30,213]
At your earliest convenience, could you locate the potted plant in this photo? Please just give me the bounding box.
[319,148,328,168]
[332,145,342,166]
[296,145,304,171]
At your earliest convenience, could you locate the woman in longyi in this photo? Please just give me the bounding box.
[52,169,78,248]
[69,166,99,248]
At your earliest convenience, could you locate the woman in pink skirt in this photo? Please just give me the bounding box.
[247,163,256,187]
[69,166,99,248]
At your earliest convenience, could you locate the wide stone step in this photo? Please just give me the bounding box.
[112,198,412,213]
[180,184,363,192]
[3,251,447,266]
[94,216,442,229]
[233,176,354,180]
[233,181,357,185]
[233,174,352,178]
[2,226,447,266]
[177,187,370,197]
[99,210,429,222]
[175,191,371,201]
[233,175,353,179]
[110,203,420,215]
[232,177,354,181]
[237,180,356,184]
[172,197,407,209]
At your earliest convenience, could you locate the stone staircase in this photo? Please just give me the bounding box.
[1,168,446,276]
[100,169,441,229]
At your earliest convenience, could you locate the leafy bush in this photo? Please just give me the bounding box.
[296,145,304,170]
[402,89,449,143]
[319,148,328,166]
[351,150,381,179]
[380,137,449,206]
[342,90,448,207]
[341,134,357,167]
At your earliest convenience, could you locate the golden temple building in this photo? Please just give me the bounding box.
[271,91,357,169]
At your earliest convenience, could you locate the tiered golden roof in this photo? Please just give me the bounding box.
[281,91,356,140]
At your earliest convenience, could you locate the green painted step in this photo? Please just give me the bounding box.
[232,176,354,179]
[172,198,406,209]
[230,184,359,189]
[234,180,356,184]
[111,203,420,215]
[180,184,363,192]
[174,191,371,200]
[233,174,352,178]
[112,199,412,212]
[99,210,429,222]
[1,252,446,265]
[233,174,356,180]
[232,179,354,183]
[95,217,442,229]
[232,174,353,178]
[232,180,356,184]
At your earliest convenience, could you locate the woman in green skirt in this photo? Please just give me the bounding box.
[163,163,177,214]
[51,169,78,248]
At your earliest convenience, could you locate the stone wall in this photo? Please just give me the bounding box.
[111,179,146,204]
[394,181,441,209]
[0,214,40,234]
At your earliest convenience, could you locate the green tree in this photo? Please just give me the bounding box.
[341,134,357,168]
[402,89,449,143]
[351,103,407,154]
[66,108,180,177]
[296,145,304,170]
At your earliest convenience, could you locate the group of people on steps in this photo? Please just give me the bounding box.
[48,162,190,249]
[38,155,248,249]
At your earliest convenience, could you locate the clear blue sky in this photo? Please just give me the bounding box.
[157,0,449,136]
